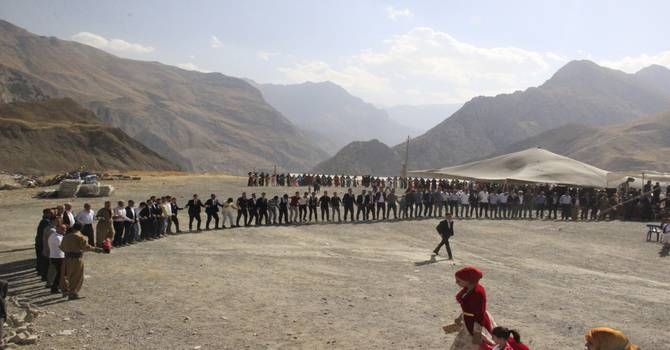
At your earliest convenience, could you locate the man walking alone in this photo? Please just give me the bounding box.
[432,213,455,260]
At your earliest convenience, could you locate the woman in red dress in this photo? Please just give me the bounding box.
[446,266,494,349]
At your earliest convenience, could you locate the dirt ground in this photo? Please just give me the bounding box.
[0,174,668,349]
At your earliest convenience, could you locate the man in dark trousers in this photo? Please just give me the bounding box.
[319,191,331,222]
[185,194,204,232]
[204,194,221,230]
[236,192,249,227]
[432,212,454,259]
[342,188,355,222]
[356,190,366,221]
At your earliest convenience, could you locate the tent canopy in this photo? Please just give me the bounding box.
[409,148,610,188]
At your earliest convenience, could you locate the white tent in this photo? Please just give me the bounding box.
[409,148,610,188]
[606,170,670,189]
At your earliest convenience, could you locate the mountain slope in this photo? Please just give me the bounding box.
[257,81,414,153]
[385,103,462,137]
[498,110,670,172]
[311,139,402,176]
[393,60,670,170]
[0,19,327,173]
[0,98,178,174]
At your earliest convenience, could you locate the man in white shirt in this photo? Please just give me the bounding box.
[75,203,95,246]
[478,189,489,219]
[112,201,129,246]
[498,192,509,219]
[559,192,572,220]
[459,190,470,218]
[488,191,499,219]
[47,224,65,294]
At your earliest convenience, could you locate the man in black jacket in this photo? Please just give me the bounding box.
[247,193,258,226]
[236,192,248,227]
[319,191,331,222]
[184,194,204,232]
[204,194,221,230]
[308,192,319,222]
[356,190,366,221]
[342,188,355,222]
[432,212,454,259]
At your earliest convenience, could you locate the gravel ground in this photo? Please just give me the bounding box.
[1,175,668,349]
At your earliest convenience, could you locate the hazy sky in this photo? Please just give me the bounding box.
[2,0,670,106]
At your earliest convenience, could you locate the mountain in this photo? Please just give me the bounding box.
[635,64,670,96]
[498,110,670,172]
[311,139,402,176]
[257,81,414,153]
[0,19,327,173]
[385,103,462,137]
[0,98,178,174]
[391,60,670,171]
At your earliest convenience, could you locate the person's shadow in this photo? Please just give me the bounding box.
[414,254,450,266]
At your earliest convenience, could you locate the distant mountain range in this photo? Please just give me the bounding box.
[256,81,417,153]
[385,103,462,137]
[0,98,177,174]
[0,19,327,173]
[318,60,670,175]
[312,139,402,176]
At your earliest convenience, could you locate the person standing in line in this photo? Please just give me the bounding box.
[488,191,499,219]
[522,191,534,219]
[559,191,572,220]
[319,191,331,222]
[123,200,138,243]
[75,203,95,246]
[534,191,546,219]
[299,192,308,222]
[424,189,434,217]
[278,194,289,224]
[95,201,114,246]
[112,201,128,247]
[236,192,248,227]
[433,213,454,259]
[434,188,445,217]
[288,191,300,224]
[205,194,221,230]
[247,193,259,226]
[548,191,559,220]
[170,197,182,233]
[160,197,172,235]
[478,188,489,218]
[387,189,398,220]
[36,209,54,280]
[59,223,96,300]
[256,193,268,226]
[138,202,152,240]
[184,194,204,232]
[222,198,237,228]
[498,191,508,219]
[342,188,355,222]
[365,190,375,220]
[356,190,366,221]
[460,189,470,219]
[47,224,66,294]
[62,203,76,228]
[415,190,424,218]
[268,196,278,225]
[308,192,319,222]
[331,191,342,222]
[469,189,479,218]
[375,190,387,220]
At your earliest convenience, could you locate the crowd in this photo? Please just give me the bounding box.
[248,172,669,222]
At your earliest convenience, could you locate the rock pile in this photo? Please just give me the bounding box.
[1,296,49,347]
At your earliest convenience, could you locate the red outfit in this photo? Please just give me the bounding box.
[456,283,492,335]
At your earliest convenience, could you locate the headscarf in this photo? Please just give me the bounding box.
[455,266,483,284]
[585,327,639,350]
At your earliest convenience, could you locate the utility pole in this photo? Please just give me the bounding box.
[401,135,409,178]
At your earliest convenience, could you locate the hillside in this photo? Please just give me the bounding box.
[0,98,178,174]
[0,19,327,173]
[385,103,462,136]
[311,139,402,176]
[499,110,670,172]
[257,81,413,153]
[392,60,670,170]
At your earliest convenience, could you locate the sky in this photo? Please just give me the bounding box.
[2,0,670,106]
